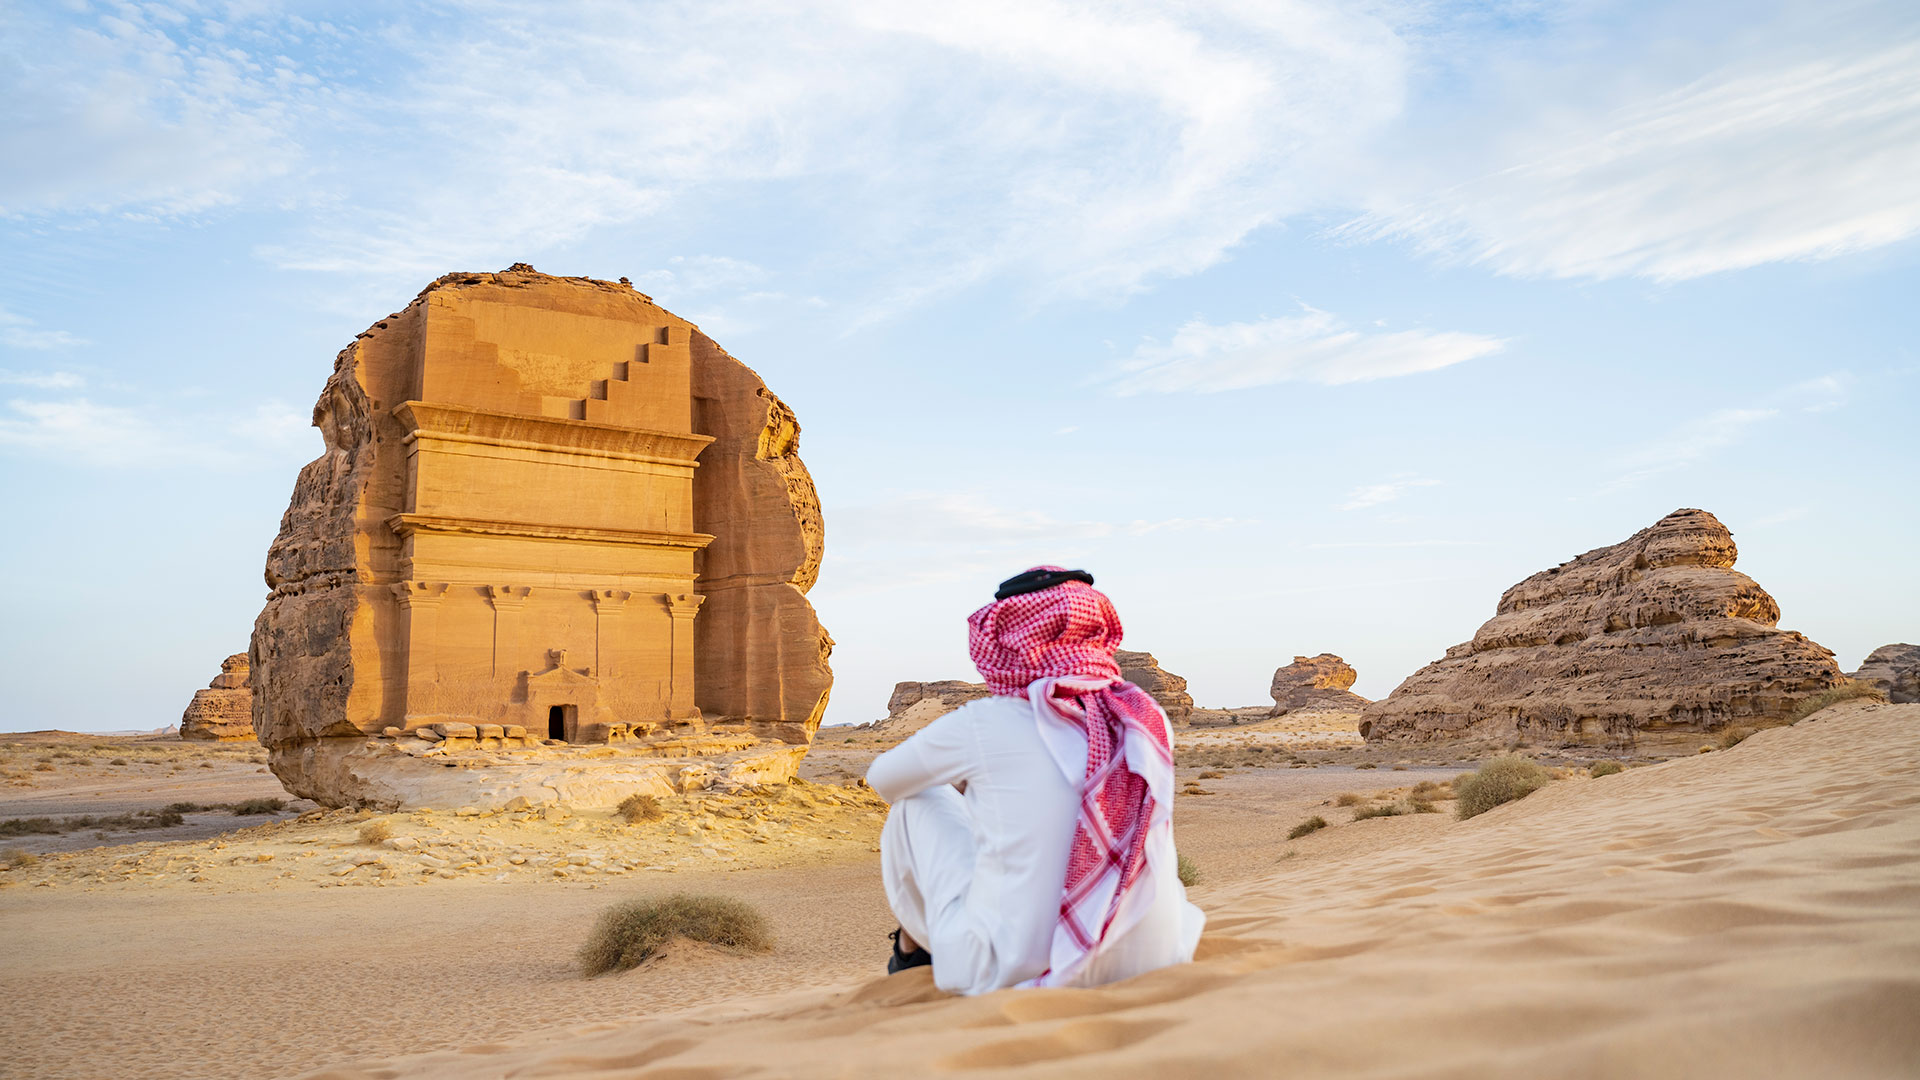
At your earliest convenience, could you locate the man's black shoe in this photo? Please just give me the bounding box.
[887,928,932,975]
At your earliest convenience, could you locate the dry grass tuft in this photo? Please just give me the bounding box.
[1177,853,1199,887]
[358,819,394,845]
[578,893,772,976]
[1196,769,1224,780]
[1353,802,1408,820]
[1333,792,1363,807]
[230,798,286,816]
[1589,761,1624,778]
[1288,816,1328,839]
[1718,726,1754,749]
[1786,678,1887,724]
[1454,755,1552,820]
[1354,762,1377,770]
[617,793,665,823]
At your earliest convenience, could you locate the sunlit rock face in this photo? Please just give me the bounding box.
[180,653,256,742]
[1361,509,1841,749]
[1269,654,1368,717]
[1115,651,1194,724]
[1852,644,1920,704]
[250,266,831,808]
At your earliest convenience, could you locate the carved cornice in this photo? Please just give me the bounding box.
[389,514,715,550]
[393,401,715,467]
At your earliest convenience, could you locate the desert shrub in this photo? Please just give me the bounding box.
[110,758,130,766]
[230,798,286,816]
[198,762,213,769]
[3,847,39,869]
[1288,816,1328,839]
[578,893,772,975]
[1786,679,1888,724]
[1354,802,1408,820]
[33,762,54,772]
[1355,763,1377,770]
[1409,796,1438,814]
[163,802,208,814]
[358,819,394,845]
[1589,761,1624,778]
[1333,792,1362,807]
[1410,780,1445,797]
[0,817,61,837]
[1177,853,1199,887]
[617,793,665,823]
[1719,727,1754,749]
[1197,769,1224,780]
[1454,756,1552,820]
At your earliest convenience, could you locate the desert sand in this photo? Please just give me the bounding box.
[3,701,1914,1078]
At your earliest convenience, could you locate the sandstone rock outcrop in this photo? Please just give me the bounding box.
[250,266,831,809]
[872,680,991,736]
[1852,644,1920,704]
[1269,654,1369,716]
[1361,509,1842,748]
[180,654,257,741]
[1115,650,1194,723]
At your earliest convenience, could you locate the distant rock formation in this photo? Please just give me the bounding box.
[1116,650,1194,723]
[873,653,1193,736]
[1361,509,1843,748]
[249,266,831,809]
[1270,654,1369,716]
[1852,644,1919,704]
[873,681,991,736]
[180,654,257,741]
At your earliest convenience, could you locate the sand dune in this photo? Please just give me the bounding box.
[308,702,1920,1079]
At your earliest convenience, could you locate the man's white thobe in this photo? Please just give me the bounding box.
[866,694,1205,996]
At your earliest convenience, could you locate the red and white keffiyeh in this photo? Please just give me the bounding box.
[967,568,1175,987]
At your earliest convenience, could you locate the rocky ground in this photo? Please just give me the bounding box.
[1,704,1834,1080]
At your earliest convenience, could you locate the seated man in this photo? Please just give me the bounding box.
[866,566,1205,995]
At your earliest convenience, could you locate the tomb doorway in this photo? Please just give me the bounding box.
[548,704,576,742]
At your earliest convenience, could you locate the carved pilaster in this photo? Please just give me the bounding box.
[590,589,630,680]
[485,585,531,678]
[663,592,705,720]
[390,580,449,717]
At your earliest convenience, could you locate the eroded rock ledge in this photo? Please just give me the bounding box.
[1361,508,1841,749]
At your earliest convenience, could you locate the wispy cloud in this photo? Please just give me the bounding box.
[0,308,88,350]
[0,369,84,388]
[1115,305,1503,393]
[14,2,1410,308]
[1343,40,1920,281]
[822,492,1243,593]
[1599,374,1849,493]
[0,396,317,470]
[1337,475,1441,511]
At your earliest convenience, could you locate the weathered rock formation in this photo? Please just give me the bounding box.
[1361,509,1843,748]
[180,654,257,741]
[1269,654,1369,716]
[250,266,831,808]
[1115,650,1194,723]
[1852,644,1920,704]
[873,680,991,736]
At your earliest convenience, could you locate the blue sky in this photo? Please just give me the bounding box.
[1,0,1915,733]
